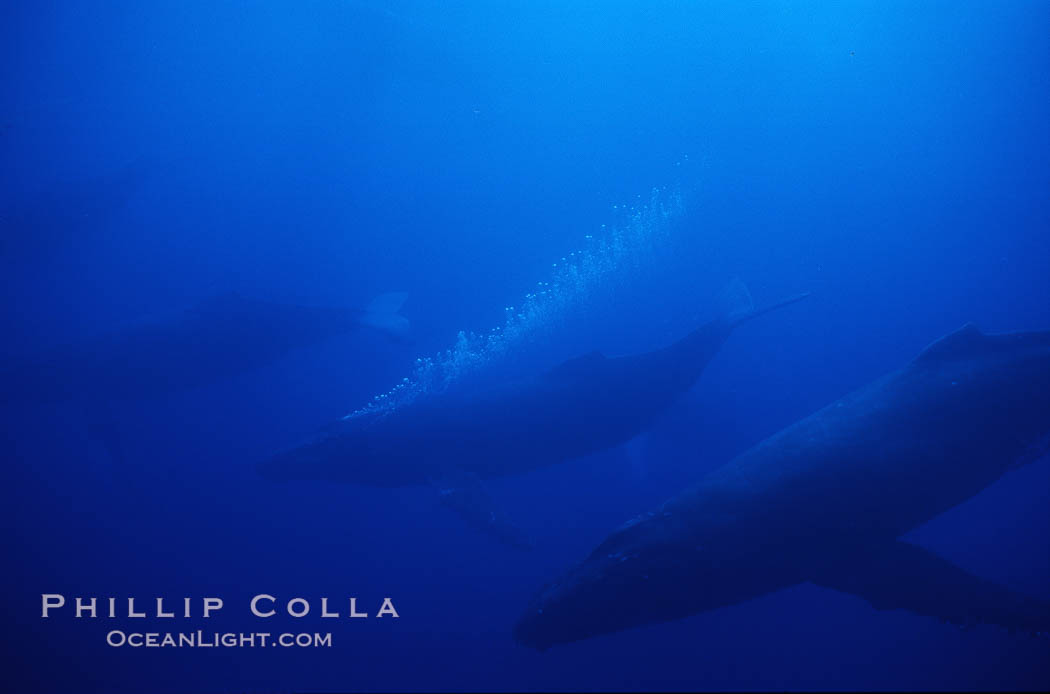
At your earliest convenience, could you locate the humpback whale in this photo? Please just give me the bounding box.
[513,324,1050,649]
[259,285,809,548]
[3,292,409,465]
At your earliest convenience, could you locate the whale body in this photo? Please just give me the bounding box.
[260,287,809,548]
[3,292,409,465]
[514,323,1050,648]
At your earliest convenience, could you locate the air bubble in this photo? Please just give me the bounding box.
[347,184,684,419]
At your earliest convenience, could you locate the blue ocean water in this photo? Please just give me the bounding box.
[2,1,1048,691]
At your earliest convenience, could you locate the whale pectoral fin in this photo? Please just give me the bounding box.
[812,540,1050,635]
[429,468,533,550]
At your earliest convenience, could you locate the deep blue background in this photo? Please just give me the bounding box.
[2,1,1048,691]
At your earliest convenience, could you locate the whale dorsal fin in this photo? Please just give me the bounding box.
[914,323,986,364]
[544,351,607,381]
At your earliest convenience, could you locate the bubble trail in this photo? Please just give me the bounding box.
[347,185,684,420]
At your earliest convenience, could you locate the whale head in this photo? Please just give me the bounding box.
[512,509,758,650]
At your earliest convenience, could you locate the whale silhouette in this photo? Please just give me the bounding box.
[4,292,409,466]
[514,323,1050,649]
[259,283,809,548]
